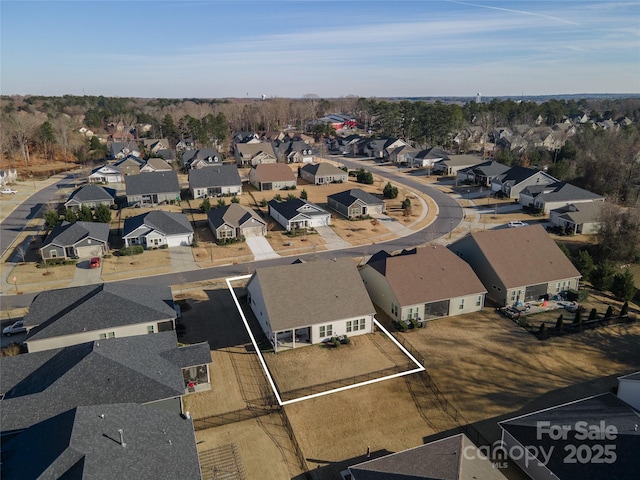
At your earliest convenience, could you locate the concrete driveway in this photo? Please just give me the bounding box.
[68,259,103,287]
[169,246,199,272]
[245,236,279,260]
[314,225,352,250]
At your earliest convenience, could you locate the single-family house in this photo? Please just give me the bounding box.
[246,258,376,351]
[123,210,194,248]
[140,157,172,173]
[115,155,145,176]
[617,371,640,411]
[1,403,203,480]
[411,147,449,169]
[0,168,18,186]
[89,164,123,184]
[549,201,604,235]
[64,184,115,210]
[457,160,510,187]
[109,141,140,159]
[175,138,196,151]
[0,331,211,435]
[268,198,331,231]
[249,163,297,191]
[519,181,604,213]
[142,137,171,154]
[299,162,347,185]
[432,154,484,176]
[156,148,177,163]
[207,203,267,240]
[125,171,180,206]
[448,225,581,306]
[360,246,487,323]
[22,283,177,353]
[365,138,410,160]
[182,148,222,170]
[327,188,385,219]
[235,142,278,166]
[498,393,638,480]
[277,140,314,163]
[491,166,558,199]
[189,165,242,199]
[387,145,421,165]
[40,221,109,261]
[347,433,508,480]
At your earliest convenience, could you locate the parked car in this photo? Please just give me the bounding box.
[3,320,26,336]
[508,220,529,228]
[89,257,101,269]
[0,187,17,194]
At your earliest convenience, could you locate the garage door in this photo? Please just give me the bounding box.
[243,227,264,238]
[76,245,102,258]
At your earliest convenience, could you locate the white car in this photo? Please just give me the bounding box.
[2,320,26,336]
[508,220,529,228]
[0,187,17,195]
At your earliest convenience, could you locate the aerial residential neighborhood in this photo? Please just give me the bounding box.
[1,1,640,478]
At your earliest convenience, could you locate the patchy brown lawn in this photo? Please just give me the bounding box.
[101,249,171,280]
[4,262,76,287]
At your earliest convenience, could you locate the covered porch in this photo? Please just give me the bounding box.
[272,327,311,353]
[183,364,211,394]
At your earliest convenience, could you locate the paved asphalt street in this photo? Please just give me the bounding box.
[0,161,463,310]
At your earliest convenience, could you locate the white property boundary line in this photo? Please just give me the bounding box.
[226,274,425,406]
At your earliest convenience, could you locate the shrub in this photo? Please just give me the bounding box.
[331,337,341,348]
[120,246,144,256]
[300,189,308,200]
[273,193,282,201]
[191,237,199,248]
[573,309,582,325]
[620,301,629,317]
[383,182,399,199]
[160,244,168,249]
[556,314,564,330]
[230,195,240,203]
[401,197,412,209]
[341,335,351,345]
[287,193,297,201]
[589,308,598,321]
[356,168,374,184]
[259,198,268,207]
[0,343,22,357]
[44,209,61,229]
[589,262,615,291]
[410,318,419,329]
[604,305,613,319]
[539,322,546,334]
[611,269,637,301]
[199,198,212,212]
[216,199,226,209]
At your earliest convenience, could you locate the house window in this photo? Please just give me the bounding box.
[147,325,154,334]
[459,299,465,310]
[476,296,482,307]
[99,332,115,339]
[359,318,365,330]
[319,324,333,337]
[510,291,516,302]
[346,321,352,333]
[556,282,560,293]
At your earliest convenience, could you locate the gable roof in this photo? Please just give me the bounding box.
[521,182,603,203]
[235,142,277,159]
[300,162,345,177]
[207,203,265,230]
[1,403,202,480]
[415,147,450,160]
[268,198,329,221]
[142,157,172,171]
[252,163,296,183]
[328,188,385,207]
[248,258,375,331]
[551,201,604,224]
[182,148,221,168]
[23,283,176,340]
[42,221,109,249]
[436,154,484,168]
[188,165,241,189]
[499,393,639,480]
[123,211,193,237]
[125,171,180,196]
[0,331,211,434]
[449,225,581,289]
[366,246,486,306]
[493,166,554,186]
[459,160,510,177]
[349,433,508,480]
[65,184,114,204]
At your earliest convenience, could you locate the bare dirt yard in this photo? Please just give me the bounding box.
[100,249,171,280]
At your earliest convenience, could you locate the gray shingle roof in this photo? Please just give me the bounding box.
[248,258,375,331]
[459,160,510,177]
[267,198,329,221]
[41,221,109,249]
[552,202,604,224]
[522,182,603,203]
[123,211,194,237]
[1,403,202,480]
[125,171,179,196]
[415,147,450,160]
[23,283,176,340]
[207,203,265,230]
[65,184,114,204]
[300,162,345,177]
[182,148,221,168]
[0,331,210,433]
[327,188,384,208]
[188,165,241,189]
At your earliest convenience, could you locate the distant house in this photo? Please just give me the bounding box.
[456,160,510,187]
[89,164,123,184]
[411,147,449,169]
[365,138,409,160]
[327,188,385,219]
[449,225,581,306]
[360,247,486,323]
[498,393,638,480]
[299,162,347,185]
[123,210,194,248]
[268,198,331,231]
[348,433,508,480]
[22,283,177,353]
[40,221,109,261]
[246,258,376,351]
[182,148,222,169]
[64,184,115,210]
[617,371,640,411]
[142,137,171,154]
[432,154,484,176]
[115,155,145,176]
[277,139,314,163]
[235,142,278,166]
[207,203,267,240]
[518,181,603,213]
[549,201,604,235]
[140,157,172,173]
[387,144,420,165]
[1,403,203,480]
[491,166,558,199]
[156,148,177,163]
[0,331,211,435]
[0,168,17,186]
[125,171,180,206]
[249,163,297,191]
[109,141,140,159]
[188,165,242,199]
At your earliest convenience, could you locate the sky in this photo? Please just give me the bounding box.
[1,0,639,98]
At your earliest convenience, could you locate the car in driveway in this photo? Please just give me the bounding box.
[3,320,26,336]
[508,220,529,228]
[89,257,101,269]
[0,187,17,195]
